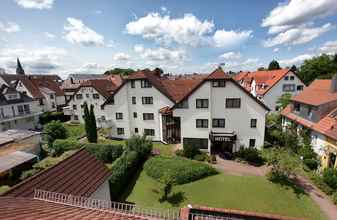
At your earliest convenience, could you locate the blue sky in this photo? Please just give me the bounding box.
[1,0,337,78]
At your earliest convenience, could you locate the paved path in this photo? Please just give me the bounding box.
[213,156,337,220]
[212,155,269,176]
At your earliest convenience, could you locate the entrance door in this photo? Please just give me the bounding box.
[211,141,233,159]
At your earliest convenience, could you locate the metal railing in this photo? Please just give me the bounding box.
[34,189,180,220]
[189,213,246,220]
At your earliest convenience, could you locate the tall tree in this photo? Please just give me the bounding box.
[89,104,98,143]
[83,102,92,141]
[290,65,297,72]
[268,60,281,70]
[16,58,25,75]
[298,54,337,85]
[104,68,135,76]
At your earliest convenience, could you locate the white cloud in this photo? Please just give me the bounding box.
[0,47,67,73]
[212,30,252,48]
[106,40,115,48]
[113,52,130,61]
[273,48,279,52]
[135,47,186,64]
[126,13,214,47]
[161,6,167,12]
[64,17,104,47]
[134,44,144,53]
[219,51,241,60]
[14,0,55,9]
[44,32,56,39]
[76,63,106,74]
[262,0,337,28]
[279,54,314,66]
[263,23,334,47]
[267,25,293,34]
[0,21,20,33]
[319,40,337,54]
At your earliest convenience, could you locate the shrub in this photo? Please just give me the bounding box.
[43,120,68,147]
[126,135,152,159]
[52,139,82,156]
[144,156,218,185]
[208,154,217,164]
[323,168,337,190]
[40,112,70,125]
[310,173,334,195]
[0,185,10,194]
[298,144,317,160]
[175,149,184,157]
[332,192,337,205]
[303,158,319,170]
[109,151,140,199]
[84,143,123,163]
[183,144,200,159]
[234,148,264,165]
[20,169,40,180]
[193,153,206,161]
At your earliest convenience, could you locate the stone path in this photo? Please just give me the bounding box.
[213,156,337,220]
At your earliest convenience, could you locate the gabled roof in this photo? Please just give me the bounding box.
[0,196,147,220]
[74,78,120,99]
[0,84,34,106]
[2,148,111,198]
[234,69,300,96]
[291,79,337,106]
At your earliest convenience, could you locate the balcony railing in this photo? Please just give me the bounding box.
[0,111,42,122]
[34,189,180,220]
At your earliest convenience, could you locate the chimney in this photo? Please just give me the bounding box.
[330,74,337,93]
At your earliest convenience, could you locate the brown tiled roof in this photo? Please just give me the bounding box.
[206,68,230,79]
[30,78,64,96]
[291,79,337,106]
[0,196,147,220]
[234,69,296,96]
[2,148,111,198]
[76,79,119,99]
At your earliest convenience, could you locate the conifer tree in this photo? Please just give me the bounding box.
[89,104,98,143]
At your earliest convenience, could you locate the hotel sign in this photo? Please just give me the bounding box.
[213,136,232,142]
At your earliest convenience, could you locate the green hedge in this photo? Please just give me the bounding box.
[40,112,70,125]
[109,151,140,200]
[84,143,123,163]
[52,139,83,156]
[144,156,218,185]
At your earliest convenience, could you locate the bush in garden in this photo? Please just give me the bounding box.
[310,173,334,195]
[234,148,264,165]
[332,192,337,205]
[43,120,68,148]
[52,139,82,156]
[84,143,123,163]
[109,151,140,200]
[20,169,40,180]
[298,144,317,160]
[40,112,70,125]
[175,149,184,157]
[183,144,200,159]
[126,135,152,160]
[193,153,206,161]
[323,168,337,189]
[159,173,174,202]
[303,158,319,170]
[144,156,217,185]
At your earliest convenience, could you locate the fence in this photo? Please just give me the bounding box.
[34,189,180,220]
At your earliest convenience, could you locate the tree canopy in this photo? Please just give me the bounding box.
[83,102,97,143]
[104,68,135,76]
[298,54,337,85]
[268,60,281,70]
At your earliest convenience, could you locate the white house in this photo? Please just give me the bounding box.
[63,78,121,128]
[103,68,269,154]
[235,69,305,111]
[0,85,42,131]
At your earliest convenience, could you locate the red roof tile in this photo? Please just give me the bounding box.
[291,79,337,106]
[206,68,230,79]
[0,196,148,220]
[2,148,111,198]
[235,69,293,96]
[78,79,119,98]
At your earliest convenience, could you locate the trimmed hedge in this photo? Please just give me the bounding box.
[144,156,218,185]
[126,135,152,160]
[40,112,70,125]
[52,139,83,156]
[234,148,264,165]
[109,151,140,199]
[84,143,123,163]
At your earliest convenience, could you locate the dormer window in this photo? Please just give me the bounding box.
[5,93,19,100]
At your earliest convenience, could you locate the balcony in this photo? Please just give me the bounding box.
[0,111,42,123]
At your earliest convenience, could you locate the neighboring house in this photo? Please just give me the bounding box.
[234,69,305,111]
[2,148,112,201]
[0,85,42,131]
[62,74,109,102]
[281,76,337,168]
[103,68,269,153]
[63,77,122,128]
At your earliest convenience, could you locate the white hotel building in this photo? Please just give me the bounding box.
[100,68,269,153]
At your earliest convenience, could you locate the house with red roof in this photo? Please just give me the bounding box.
[281,76,337,168]
[63,75,123,128]
[103,68,269,153]
[234,69,305,111]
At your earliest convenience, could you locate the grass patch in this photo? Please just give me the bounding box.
[144,156,217,185]
[153,142,175,156]
[126,171,326,220]
[64,123,85,139]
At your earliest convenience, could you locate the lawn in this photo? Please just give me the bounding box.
[125,171,326,220]
[64,123,85,139]
[152,142,175,156]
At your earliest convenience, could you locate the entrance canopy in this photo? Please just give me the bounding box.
[209,131,236,142]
